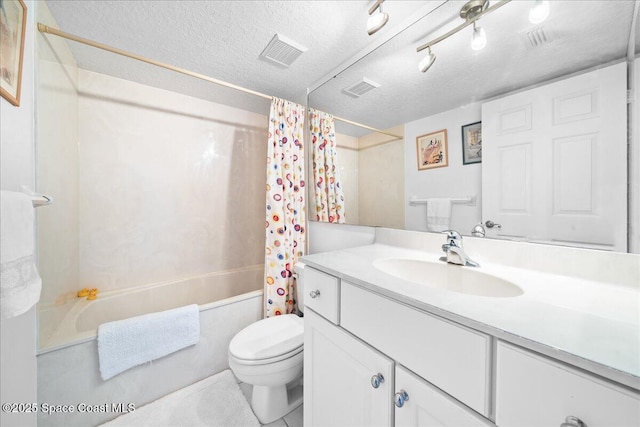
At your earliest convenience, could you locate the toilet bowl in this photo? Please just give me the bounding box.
[229,313,304,424]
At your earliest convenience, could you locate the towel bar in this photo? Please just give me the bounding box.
[19,185,53,207]
[409,195,476,206]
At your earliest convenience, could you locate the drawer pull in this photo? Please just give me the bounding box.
[394,390,409,408]
[561,416,585,427]
[309,290,321,298]
[370,373,384,389]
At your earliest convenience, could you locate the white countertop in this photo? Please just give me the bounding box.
[301,243,640,391]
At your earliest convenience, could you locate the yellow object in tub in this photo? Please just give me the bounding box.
[87,288,99,300]
[77,288,90,297]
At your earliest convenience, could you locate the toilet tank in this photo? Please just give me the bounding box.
[294,262,305,313]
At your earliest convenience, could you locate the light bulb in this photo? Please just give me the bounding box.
[418,48,436,73]
[529,0,549,24]
[471,25,487,51]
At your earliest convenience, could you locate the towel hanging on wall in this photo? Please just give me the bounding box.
[426,198,452,232]
[0,191,42,319]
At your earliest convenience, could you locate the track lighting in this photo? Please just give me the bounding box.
[367,0,389,36]
[528,0,549,24]
[471,21,487,51]
[418,47,436,73]
[416,0,511,73]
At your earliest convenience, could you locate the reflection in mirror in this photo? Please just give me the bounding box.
[308,0,639,253]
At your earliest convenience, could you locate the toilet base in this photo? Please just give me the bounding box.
[251,377,303,424]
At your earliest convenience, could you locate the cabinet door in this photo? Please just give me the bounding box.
[395,366,493,427]
[304,309,394,427]
[496,341,640,427]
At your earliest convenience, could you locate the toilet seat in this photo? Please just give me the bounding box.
[229,314,303,365]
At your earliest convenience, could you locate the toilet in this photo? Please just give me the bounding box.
[228,264,305,424]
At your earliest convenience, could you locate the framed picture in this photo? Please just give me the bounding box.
[461,121,482,165]
[0,0,27,106]
[416,129,448,170]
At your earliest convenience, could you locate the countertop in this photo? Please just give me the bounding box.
[301,243,640,391]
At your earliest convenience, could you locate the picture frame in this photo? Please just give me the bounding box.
[461,121,482,165]
[0,0,27,107]
[416,129,448,171]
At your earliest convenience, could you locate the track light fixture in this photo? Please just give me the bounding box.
[367,0,389,36]
[418,47,436,73]
[416,0,512,73]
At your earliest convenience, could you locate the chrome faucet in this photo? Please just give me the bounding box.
[440,230,480,267]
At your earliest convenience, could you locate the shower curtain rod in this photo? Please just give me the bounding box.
[37,23,403,140]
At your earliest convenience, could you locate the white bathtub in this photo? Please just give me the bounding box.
[37,265,264,426]
[42,264,264,350]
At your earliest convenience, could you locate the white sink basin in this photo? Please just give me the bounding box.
[373,258,523,298]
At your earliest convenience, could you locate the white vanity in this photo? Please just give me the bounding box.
[301,236,640,427]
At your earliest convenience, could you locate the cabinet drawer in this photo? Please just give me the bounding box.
[341,282,491,416]
[304,267,340,324]
[496,341,640,427]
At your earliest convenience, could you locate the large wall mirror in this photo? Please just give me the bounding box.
[308,0,639,254]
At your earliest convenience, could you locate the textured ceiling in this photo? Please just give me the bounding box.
[43,1,639,137]
[45,0,439,118]
[311,0,638,136]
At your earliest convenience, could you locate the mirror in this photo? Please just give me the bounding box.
[308,0,638,253]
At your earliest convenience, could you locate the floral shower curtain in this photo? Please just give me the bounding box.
[264,97,306,317]
[309,109,346,223]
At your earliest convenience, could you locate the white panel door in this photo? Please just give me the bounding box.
[394,365,493,427]
[303,308,394,427]
[482,62,627,251]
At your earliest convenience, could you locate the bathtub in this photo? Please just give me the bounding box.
[37,265,264,426]
[42,264,264,350]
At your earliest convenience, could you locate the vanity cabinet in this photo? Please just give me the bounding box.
[303,265,640,427]
[495,341,640,427]
[304,308,393,427]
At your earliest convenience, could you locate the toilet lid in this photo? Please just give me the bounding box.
[229,314,303,361]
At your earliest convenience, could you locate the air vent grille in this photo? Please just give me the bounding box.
[260,34,307,67]
[521,26,550,48]
[342,78,380,98]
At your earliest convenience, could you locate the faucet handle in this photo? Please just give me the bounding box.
[442,230,462,241]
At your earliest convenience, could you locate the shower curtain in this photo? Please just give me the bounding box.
[264,98,306,317]
[309,109,346,223]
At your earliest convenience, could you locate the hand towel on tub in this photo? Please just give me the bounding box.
[426,198,452,232]
[97,304,200,380]
[0,191,42,319]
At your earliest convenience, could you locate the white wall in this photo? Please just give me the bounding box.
[0,1,38,425]
[359,138,405,229]
[632,57,640,253]
[77,70,268,293]
[404,103,482,233]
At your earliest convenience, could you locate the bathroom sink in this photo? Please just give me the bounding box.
[373,258,523,298]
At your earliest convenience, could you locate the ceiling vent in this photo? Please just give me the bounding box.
[260,34,307,68]
[342,78,381,98]
[521,26,550,48]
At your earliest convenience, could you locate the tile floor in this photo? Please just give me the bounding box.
[238,382,303,427]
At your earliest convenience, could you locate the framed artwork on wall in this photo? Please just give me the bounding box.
[416,129,448,170]
[461,121,482,165]
[0,0,27,106]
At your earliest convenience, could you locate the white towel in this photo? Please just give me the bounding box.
[426,198,452,232]
[97,304,200,380]
[0,191,42,319]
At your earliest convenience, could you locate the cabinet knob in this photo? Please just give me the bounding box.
[394,390,409,408]
[309,290,320,298]
[560,416,585,427]
[370,373,384,389]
